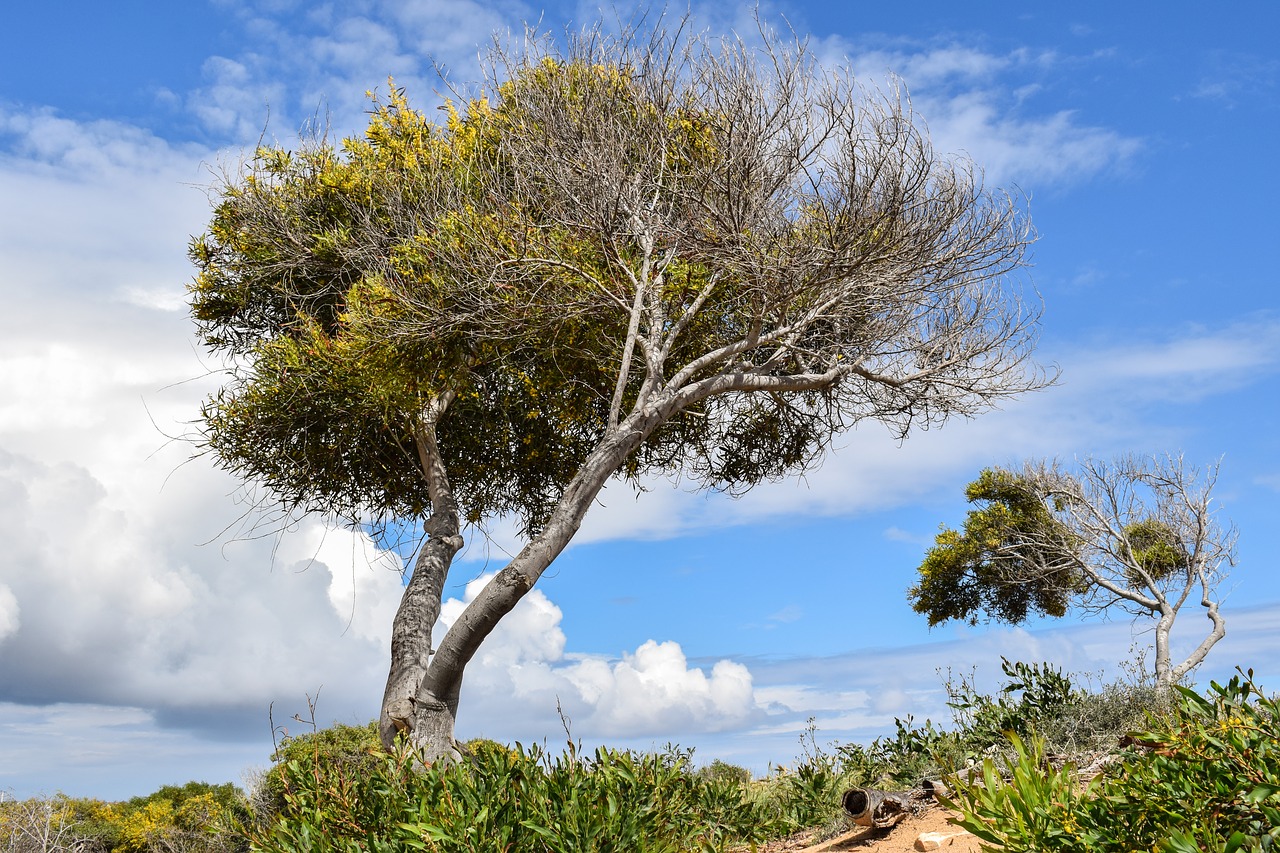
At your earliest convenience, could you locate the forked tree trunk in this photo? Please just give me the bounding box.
[379,372,851,760]
[405,687,463,765]
[378,408,666,760]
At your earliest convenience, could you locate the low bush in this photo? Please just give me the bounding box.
[945,670,1280,852]
[1,783,249,853]
[252,739,785,852]
[254,721,384,824]
[12,662,1269,851]
[695,760,752,788]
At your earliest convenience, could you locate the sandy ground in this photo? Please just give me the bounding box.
[746,804,984,853]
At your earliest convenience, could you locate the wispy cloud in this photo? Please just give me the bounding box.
[178,0,531,145]
[1188,51,1280,107]
[806,39,1141,190]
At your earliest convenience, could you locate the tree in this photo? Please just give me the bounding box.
[190,19,1046,762]
[908,456,1235,687]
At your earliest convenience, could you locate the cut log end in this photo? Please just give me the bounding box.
[841,787,911,828]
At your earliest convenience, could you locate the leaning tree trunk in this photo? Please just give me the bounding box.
[378,404,656,761]
[378,365,851,760]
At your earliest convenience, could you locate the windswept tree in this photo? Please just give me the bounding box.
[190,20,1046,761]
[909,456,1235,687]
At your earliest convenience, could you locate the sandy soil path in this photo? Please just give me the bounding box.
[746,805,983,853]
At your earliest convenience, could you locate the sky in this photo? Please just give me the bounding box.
[1,1,1278,801]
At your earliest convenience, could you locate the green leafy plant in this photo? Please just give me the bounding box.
[942,731,1096,852]
[256,721,385,822]
[945,658,1083,751]
[945,670,1280,852]
[250,736,785,853]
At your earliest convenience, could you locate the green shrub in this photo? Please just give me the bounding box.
[251,738,785,852]
[945,670,1280,852]
[944,658,1083,750]
[941,731,1096,851]
[695,759,752,787]
[256,721,384,822]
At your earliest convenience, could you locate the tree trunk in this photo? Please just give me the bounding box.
[424,411,663,706]
[379,397,465,758]
[387,376,848,760]
[1153,609,1175,689]
[378,519,464,753]
[1169,590,1226,684]
[407,686,463,765]
[378,401,660,761]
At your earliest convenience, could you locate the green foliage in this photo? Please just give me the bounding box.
[234,665,1184,851]
[191,84,621,536]
[189,71,840,538]
[945,658,1084,748]
[766,721,851,832]
[13,663,1252,853]
[695,759,753,787]
[258,722,385,820]
[945,671,1280,852]
[909,468,1082,627]
[250,739,784,853]
[942,731,1095,852]
[191,27,1038,540]
[1123,517,1189,583]
[837,716,964,792]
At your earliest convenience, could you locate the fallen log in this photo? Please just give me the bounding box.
[841,787,913,828]
[842,780,947,829]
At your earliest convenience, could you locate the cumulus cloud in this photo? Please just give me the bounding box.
[0,108,404,738]
[437,575,760,739]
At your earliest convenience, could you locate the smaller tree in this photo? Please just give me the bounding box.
[909,455,1235,687]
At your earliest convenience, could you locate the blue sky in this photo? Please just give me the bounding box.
[1,1,1278,800]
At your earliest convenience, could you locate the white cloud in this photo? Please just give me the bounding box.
[0,584,18,643]
[178,0,527,145]
[437,575,759,739]
[920,94,1141,188]
[806,41,1140,189]
[851,45,1011,86]
[0,107,405,736]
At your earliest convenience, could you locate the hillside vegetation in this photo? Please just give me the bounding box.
[5,663,1278,852]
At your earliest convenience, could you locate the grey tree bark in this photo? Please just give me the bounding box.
[378,393,467,759]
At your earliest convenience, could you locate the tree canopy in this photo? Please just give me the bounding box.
[190,19,1048,756]
[909,468,1082,627]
